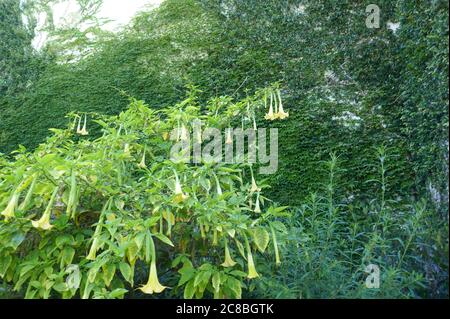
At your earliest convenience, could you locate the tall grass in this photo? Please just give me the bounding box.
[253,148,449,299]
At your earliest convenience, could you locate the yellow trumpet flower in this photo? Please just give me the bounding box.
[275,90,289,120]
[1,192,19,221]
[124,143,130,155]
[180,125,189,141]
[270,225,281,266]
[139,234,166,294]
[264,92,276,121]
[78,114,89,136]
[19,176,37,211]
[225,129,233,145]
[76,115,82,134]
[254,193,261,213]
[173,171,188,203]
[32,187,59,231]
[221,241,237,268]
[139,259,166,294]
[250,175,261,193]
[244,236,259,279]
[214,173,223,196]
[86,237,100,260]
[138,148,147,169]
[86,200,110,260]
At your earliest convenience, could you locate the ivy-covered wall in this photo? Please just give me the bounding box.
[0,0,448,209]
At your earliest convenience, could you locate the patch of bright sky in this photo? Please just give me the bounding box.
[33,0,163,49]
[98,0,163,31]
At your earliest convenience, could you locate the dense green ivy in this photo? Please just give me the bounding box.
[1,0,446,209]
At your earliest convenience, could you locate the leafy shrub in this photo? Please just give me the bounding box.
[0,86,289,299]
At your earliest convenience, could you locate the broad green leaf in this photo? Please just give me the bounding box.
[252,227,270,253]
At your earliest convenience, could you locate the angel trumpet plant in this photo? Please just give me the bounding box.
[264,91,276,121]
[66,170,77,219]
[244,235,259,279]
[249,167,261,193]
[32,187,59,231]
[1,191,20,221]
[173,171,188,203]
[253,192,262,213]
[86,200,110,260]
[213,173,223,196]
[139,234,166,294]
[124,143,130,155]
[270,224,281,265]
[180,125,189,141]
[77,114,89,136]
[138,147,147,169]
[275,89,289,120]
[225,128,233,145]
[221,239,237,267]
[19,176,37,211]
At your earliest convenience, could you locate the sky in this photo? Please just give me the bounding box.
[33,0,163,49]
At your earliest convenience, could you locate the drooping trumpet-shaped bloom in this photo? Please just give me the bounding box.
[1,192,19,221]
[252,115,257,131]
[250,176,261,193]
[180,125,189,141]
[78,114,89,136]
[214,173,223,196]
[32,187,59,231]
[76,116,82,134]
[247,251,259,279]
[86,200,110,260]
[225,129,233,145]
[253,192,261,213]
[173,171,188,203]
[140,259,167,294]
[139,234,166,294]
[19,176,37,211]
[221,241,237,267]
[124,143,130,155]
[138,148,147,169]
[264,92,276,121]
[275,90,289,120]
[244,236,259,279]
[65,171,77,219]
[86,237,100,260]
[270,224,281,265]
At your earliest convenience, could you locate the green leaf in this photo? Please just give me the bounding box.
[270,221,288,234]
[178,267,195,286]
[226,277,242,299]
[119,262,132,284]
[235,239,246,259]
[60,247,75,268]
[252,227,270,253]
[102,263,116,287]
[56,235,75,248]
[154,233,174,247]
[183,280,196,299]
[0,255,12,278]
[53,282,69,292]
[109,288,128,299]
